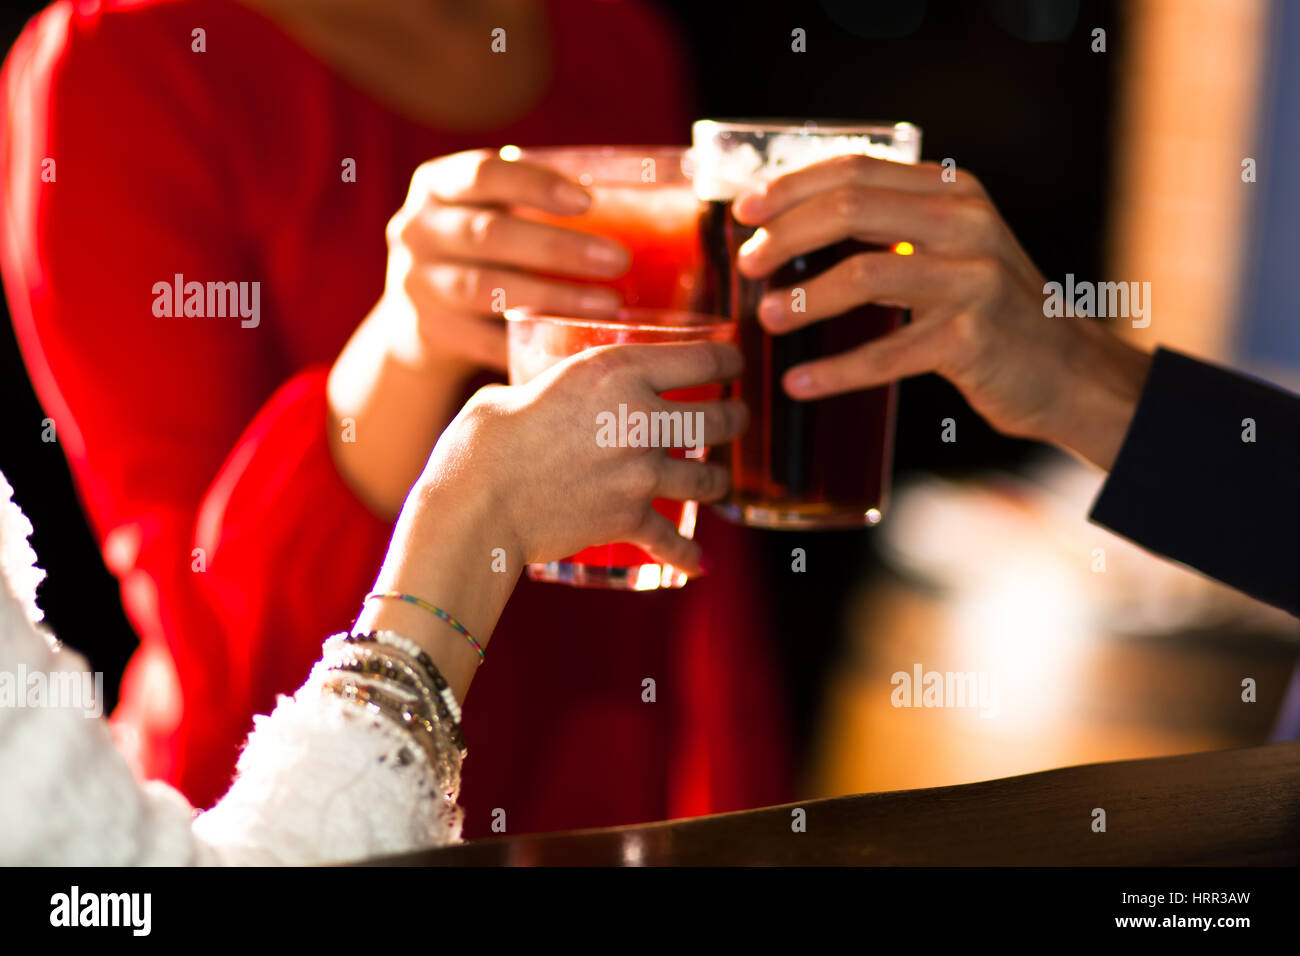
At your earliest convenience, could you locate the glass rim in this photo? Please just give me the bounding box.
[504,307,732,335]
[507,145,693,186]
[511,144,689,158]
[693,118,922,138]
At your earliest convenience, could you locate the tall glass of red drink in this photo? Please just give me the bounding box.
[506,308,733,590]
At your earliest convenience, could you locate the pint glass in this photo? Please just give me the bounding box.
[691,120,922,529]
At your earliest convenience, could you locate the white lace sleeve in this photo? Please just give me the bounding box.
[193,670,463,864]
[0,621,210,865]
[0,472,462,865]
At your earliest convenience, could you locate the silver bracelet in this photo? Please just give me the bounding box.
[345,629,464,726]
[320,674,461,790]
[325,640,467,758]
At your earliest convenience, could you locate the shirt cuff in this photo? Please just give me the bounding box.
[1089,347,1300,616]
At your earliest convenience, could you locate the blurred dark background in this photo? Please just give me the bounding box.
[0,0,1117,736]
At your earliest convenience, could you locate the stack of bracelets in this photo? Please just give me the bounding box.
[317,592,483,795]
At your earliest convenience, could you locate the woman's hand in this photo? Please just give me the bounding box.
[421,339,747,572]
[329,149,632,516]
[380,149,630,374]
[733,154,1153,471]
[358,340,746,701]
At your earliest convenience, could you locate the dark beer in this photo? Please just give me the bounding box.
[697,200,903,528]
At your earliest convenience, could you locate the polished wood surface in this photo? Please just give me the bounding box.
[814,560,1299,799]
[369,740,1300,866]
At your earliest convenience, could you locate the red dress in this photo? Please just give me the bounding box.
[1,0,792,836]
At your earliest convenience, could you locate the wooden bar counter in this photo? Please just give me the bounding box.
[366,740,1300,866]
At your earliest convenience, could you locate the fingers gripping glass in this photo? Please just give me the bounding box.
[690,119,923,529]
[506,308,733,591]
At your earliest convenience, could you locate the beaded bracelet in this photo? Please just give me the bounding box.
[333,633,463,738]
[319,673,434,763]
[330,646,445,733]
[326,640,466,757]
[333,650,465,758]
[323,630,466,753]
[348,629,463,724]
[320,675,458,790]
[363,591,486,666]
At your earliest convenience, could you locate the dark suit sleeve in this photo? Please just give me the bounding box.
[1089,347,1300,617]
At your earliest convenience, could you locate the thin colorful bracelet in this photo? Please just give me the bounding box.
[363,591,486,666]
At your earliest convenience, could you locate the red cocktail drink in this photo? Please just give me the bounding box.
[513,146,702,311]
[506,309,733,590]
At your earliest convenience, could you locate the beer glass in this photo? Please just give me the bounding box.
[506,308,733,590]
[691,119,922,529]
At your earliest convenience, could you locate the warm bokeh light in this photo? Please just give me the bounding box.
[498,144,523,162]
[893,241,915,255]
[1108,0,1269,362]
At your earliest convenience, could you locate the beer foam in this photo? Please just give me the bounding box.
[691,122,921,201]
[691,141,766,202]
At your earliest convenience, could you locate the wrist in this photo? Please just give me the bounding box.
[327,305,485,518]
[1052,317,1153,471]
[377,292,482,382]
[407,471,525,576]
[357,472,521,702]
[396,340,481,386]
